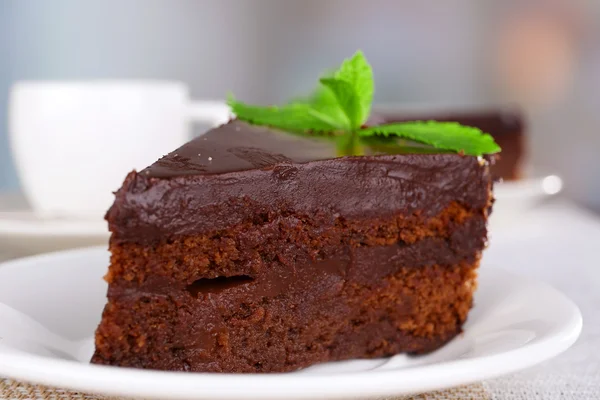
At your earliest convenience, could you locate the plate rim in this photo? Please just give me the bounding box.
[0,247,583,400]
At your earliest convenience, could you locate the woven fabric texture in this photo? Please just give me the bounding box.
[0,379,491,400]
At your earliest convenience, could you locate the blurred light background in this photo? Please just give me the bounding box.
[1,0,600,210]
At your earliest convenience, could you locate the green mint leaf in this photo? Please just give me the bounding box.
[319,78,361,130]
[228,96,344,132]
[332,50,373,127]
[300,84,352,130]
[359,121,501,156]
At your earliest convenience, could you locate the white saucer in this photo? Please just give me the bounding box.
[0,247,581,400]
[0,211,107,237]
[0,194,108,257]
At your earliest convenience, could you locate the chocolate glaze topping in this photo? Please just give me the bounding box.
[145,121,340,177]
[107,120,492,243]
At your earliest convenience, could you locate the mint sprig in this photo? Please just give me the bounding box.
[227,51,501,157]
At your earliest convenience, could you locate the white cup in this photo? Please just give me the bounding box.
[9,81,231,219]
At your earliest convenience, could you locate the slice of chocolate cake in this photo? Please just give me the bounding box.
[92,120,494,373]
[93,51,498,373]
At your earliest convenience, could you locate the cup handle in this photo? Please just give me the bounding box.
[186,100,232,127]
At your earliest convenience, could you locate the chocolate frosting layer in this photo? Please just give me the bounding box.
[107,121,492,242]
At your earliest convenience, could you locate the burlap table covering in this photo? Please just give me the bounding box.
[0,379,491,400]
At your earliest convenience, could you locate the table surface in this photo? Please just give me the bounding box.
[0,196,598,399]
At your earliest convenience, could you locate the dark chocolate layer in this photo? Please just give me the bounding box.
[107,122,491,243]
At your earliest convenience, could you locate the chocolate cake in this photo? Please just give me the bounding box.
[371,109,524,180]
[92,120,494,373]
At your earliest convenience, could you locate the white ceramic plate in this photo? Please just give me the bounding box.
[0,247,581,400]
